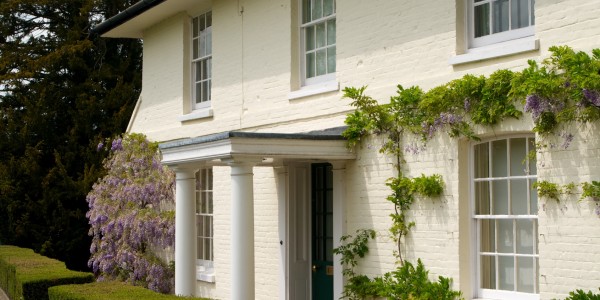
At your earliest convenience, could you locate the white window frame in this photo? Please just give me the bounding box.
[196,168,215,282]
[191,12,212,111]
[471,136,539,300]
[468,0,535,48]
[300,0,336,87]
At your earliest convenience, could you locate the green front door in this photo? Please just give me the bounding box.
[311,163,334,300]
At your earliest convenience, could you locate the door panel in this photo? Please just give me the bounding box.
[288,164,311,300]
[312,164,334,300]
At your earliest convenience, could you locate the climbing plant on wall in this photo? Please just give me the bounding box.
[335,45,600,299]
[87,133,175,293]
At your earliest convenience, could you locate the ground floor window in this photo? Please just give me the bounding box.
[196,168,214,281]
[472,136,539,299]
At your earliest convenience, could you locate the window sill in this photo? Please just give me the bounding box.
[449,37,539,66]
[196,271,215,283]
[288,81,339,100]
[178,108,213,122]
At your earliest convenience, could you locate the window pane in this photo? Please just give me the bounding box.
[199,14,206,31]
[474,143,489,178]
[326,238,333,261]
[493,0,509,33]
[323,0,334,16]
[316,23,326,48]
[303,0,311,23]
[306,26,315,51]
[202,81,209,102]
[498,256,515,291]
[510,138,526,176]
[528,138,537,175]
[475,181,491,215]
[327,19,336,45]
[192,17,199,37]
[474,3,490,37]
[481,255,496,289]
[199,33,206,57]
[492,180,509,215]
[497,219,513,253]
[198,81,204,103]
[492,139,508,177]
[208,193,213,214]
[197,237,204,258]
[204,216,212,237]
[529,179,538,214]
[207,58,212,78]
[312,0,323,20]
[517,257,534,293]
[193,38,199,59]
[306,52,315,78]
[316,49,327,76]
[197,215,204,235]
[195,61,202,82]
[326,214,333,237]
[511,179,528,215]
[201,60,208,81]
[480,219,495,252]
[206,11,212,27]
[206,29,212,55]
[327,46,336,73]
[204,238,211,260]
[516,219,534,254]
[326,191,333,213]
[511,0,530,29]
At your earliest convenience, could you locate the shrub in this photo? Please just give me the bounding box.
[48,281,211,300]
[564,289,600,300]
[0,245,93,300]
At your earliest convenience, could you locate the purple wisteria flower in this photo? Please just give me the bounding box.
[422,112,463,138]
[583,89,600,106]
[111,138,123,151]
[97,142,104,151]
[559,131,574,149]
[87,134,175,293]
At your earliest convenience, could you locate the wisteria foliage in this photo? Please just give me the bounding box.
[87,133,175,293]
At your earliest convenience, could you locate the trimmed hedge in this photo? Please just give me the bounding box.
[48,281,211,300]
[0,245,94,300]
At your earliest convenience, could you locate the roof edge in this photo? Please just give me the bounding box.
[91,0,166,36]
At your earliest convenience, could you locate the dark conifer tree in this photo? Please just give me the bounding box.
[0,0,142,270]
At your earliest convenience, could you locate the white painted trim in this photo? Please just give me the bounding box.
[275,166,289,300]
[161,137,355,166]
[288,80,339,100]
[449,37,539,65]
[331,162,346,300]
[178,108,214,122]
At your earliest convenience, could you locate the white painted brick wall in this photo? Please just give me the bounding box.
[124,0,600,298]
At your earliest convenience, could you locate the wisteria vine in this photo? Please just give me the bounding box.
[87,133,176,293]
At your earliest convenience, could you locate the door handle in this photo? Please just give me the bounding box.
[312,264,320,272]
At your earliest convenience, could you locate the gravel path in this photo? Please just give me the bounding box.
[0,287,8,300]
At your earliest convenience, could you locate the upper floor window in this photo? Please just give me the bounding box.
[472,137,539,300]
[196,168,214,282]
[192,12,212,110]
[469,0,535,48]
[301,0,336,85]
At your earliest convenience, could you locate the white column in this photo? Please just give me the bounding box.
[331,162,347,300]
[230,161,256,300]
[174,168,197,297]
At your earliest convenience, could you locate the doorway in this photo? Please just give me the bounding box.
[311,163,334,300]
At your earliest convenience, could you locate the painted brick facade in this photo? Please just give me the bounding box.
[111,0,600,299]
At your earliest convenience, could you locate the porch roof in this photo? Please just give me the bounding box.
[158,126,355,166]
